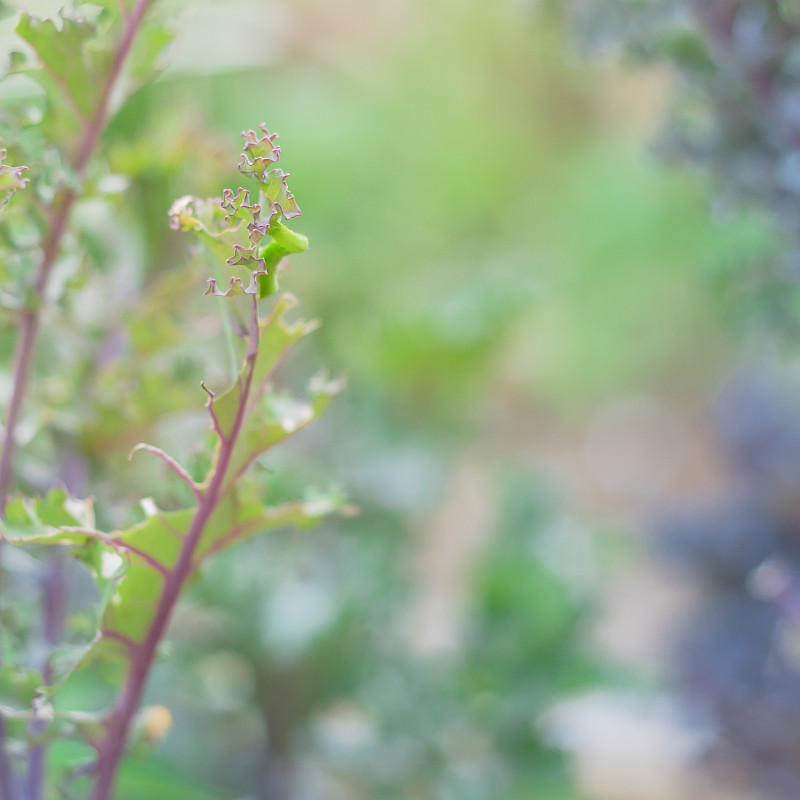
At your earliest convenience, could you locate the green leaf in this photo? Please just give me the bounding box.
[0,152,28,193]
[15,12,114,120]
[194,487,353,563]
[260,169,301,220]
[220,186,264,231]
[237,124,280,180]
[2,488,94,542]
[127,22,174,83]
[206,293,317,442]
[87,490,348,652]
[222,371,344,492]
[1,490,180,653]
[170,125,305,294]
[0,482,349,682]
[99,510,189,642]
[168,193,263,275]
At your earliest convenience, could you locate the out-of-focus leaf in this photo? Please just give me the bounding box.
[0,149,29,193]
[127,22,174,84]
[0,146,29,213]
[8,5,168,162]
[15,11,114,120]
[194,487,352,564]
[0,666,42,711]
[2,488,95,542]
[0,704,104,745]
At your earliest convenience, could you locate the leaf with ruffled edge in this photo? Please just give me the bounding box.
[236,126,300,219]
[258,169,301,220]
[10,10,114,143]
[221,186,264,229]
[8,6,173,153]
[226,244,266,270]
[237,124,280,179]
[204,269,268,298]
[168,193,266,279]
[173,125,307,298]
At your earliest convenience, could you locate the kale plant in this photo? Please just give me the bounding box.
[570,1,800,230]
[654,372,800,800]
[0,3,347,798]
[568,0,800,325]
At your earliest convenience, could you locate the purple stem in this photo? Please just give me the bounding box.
[0,720,15,800]
[25,556,66,800]
[128,444,202,500]
[59,527,171,576]
[89,298,261,800]
[0,1,153,796]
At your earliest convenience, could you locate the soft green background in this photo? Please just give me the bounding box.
[0,0,776,798]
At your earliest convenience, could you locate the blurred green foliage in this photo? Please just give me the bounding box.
[107,0,768,421]
[0,0,774,797]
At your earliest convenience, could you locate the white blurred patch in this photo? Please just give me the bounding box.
[140,498,158,518]
[262,578,334,665]
[101,551,124,579]
[543,692,721,800]
[163,0,290,74]
[313,702,375,754]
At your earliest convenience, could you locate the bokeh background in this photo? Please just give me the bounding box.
[4,0,800,798]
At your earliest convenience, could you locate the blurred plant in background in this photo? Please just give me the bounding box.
[654,369,800,800]
[1,0,784,797]
[567,0,800,332]
[566,2,800,799]
[158,469,596,800]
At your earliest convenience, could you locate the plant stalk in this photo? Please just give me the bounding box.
[90,297,261,800]
[25,555,66,800]
[0,0,153,509]
[0,2,153,797]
